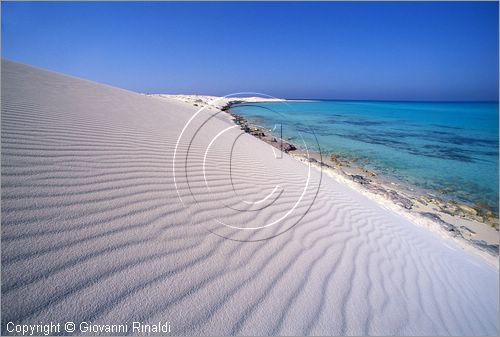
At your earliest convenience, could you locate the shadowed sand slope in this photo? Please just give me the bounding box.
[1,60,498,335]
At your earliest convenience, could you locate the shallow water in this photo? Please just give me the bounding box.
[230,100,499,213]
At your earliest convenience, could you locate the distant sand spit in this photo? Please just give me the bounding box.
[1,60,498,335]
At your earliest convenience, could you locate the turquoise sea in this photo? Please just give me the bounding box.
[230,100,499,213]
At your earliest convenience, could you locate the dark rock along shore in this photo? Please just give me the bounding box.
[224,102,297,154]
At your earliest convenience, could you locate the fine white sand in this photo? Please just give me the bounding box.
[1,60,498,335]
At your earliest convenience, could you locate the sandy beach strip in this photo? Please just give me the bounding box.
[1,60,498,335]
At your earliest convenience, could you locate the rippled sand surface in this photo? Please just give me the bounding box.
[1,60,498,335]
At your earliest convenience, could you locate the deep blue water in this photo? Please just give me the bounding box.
[230,100,499,212]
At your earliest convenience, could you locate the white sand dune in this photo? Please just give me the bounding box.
[1,60,498,335]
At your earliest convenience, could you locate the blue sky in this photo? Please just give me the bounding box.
[2,1,498,100]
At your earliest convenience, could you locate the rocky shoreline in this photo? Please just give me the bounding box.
[222,103,298,154]
[221,99,499,256]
